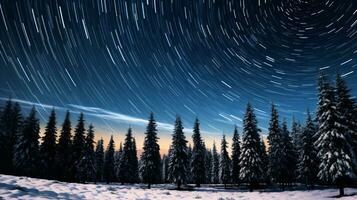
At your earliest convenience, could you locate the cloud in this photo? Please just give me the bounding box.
[0,97,220,136]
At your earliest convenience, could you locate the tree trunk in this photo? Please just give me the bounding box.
[249,183,253,192]
[148,182,151,189]
[224,183,227,189]
[196,183,200,187]
[177,180,181,190]
[339,187,344,196]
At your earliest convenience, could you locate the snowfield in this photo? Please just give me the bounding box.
[0,175,356,200]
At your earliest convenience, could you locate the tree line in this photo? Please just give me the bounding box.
[0,72,356,196]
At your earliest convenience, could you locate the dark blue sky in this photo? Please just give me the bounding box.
[0,0,357,149]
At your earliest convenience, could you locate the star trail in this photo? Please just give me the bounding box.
[1,0,357,148]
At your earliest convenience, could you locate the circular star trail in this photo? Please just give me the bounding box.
[0,0,357,138]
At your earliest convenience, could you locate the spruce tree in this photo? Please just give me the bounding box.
[0,100,22,174]
[336,73,357,173]
[56,111,72,181]
[71,113,86,181]
[191,118,206,187]
[103,135,115,183]
[95,138,105,182]
[40,109,57,179]
[298,111,318,188]
[281,120,297,187]
[0,99,13,174]
[13,106,40,177]
[291,117,302,154]
[76,124,96,183]
[140,113,162,188]
[114,142,123,181]
[132,138,139,183]
[239,103,263,191]
[259,139,269,185]
[118,128,138,184]
[220,134,230,189]
[231,126,241,185]
[186,144,193,183]
[315,73,355,196]
[267,104,284,185]
[168,116,188,189]
[211,141,220,184]
[162,154,169,183]
[205,148,213,184]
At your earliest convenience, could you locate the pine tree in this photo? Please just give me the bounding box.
[239,103,263,192]
[211,141,220,184]
[315,73,355,196]
[40,109,57,179]
[118,128,138,184]
[162,154,169,183]
[191,118,206,187]
[76,124,96,183]
[95,138,105,182]
[131,138,139,183]
[281,120,297,187]
[103,135,115,183]
[186,144,193,183]
[205,148,213,184]
[267,104,284,185]
[259,139,269,185]
[71,113,86,181]
[55,111,72,181]
[0,100,22,175]
[231,126,241,185]
[291,117,302,155]
[168,116,188,189]
[298,111,318,188]
[336,73,357,173]
[220,134,230,189]
[140,113,162,188]
[13,106,40,177]
[114,142,123,181]
[0,99,13,174]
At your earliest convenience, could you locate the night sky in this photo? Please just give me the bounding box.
[1,0,357,151]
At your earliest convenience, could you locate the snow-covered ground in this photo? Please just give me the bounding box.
[0,175,356,200]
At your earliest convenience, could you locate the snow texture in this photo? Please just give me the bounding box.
[0,174,357,200]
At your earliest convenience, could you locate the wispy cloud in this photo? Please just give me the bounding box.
[0,97,219,136]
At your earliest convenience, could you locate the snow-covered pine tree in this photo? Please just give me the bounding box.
[290,116,303,166]
[267,104,284,185]
[220,134,230,188]
[336,73,357,173]
[298,111,318,188]
[118,128,137,184]
[191,118,206,187]
[231,126,241,185]
[55,111,72,181]
[13,106,40,177]
[211,141,220,184]
[71,113,86,182]
[76,124,96,183]
[239,103,263,192]
[140,113,161,188]
[40,109,57,179]
[205,148,213,184]
[0,100,22,175]
[95,138,104,182]
[103,135,115,184]
[168,116,188,189]
[281,119,297,187]
[315,73,355,196]
[259,138,269,184]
